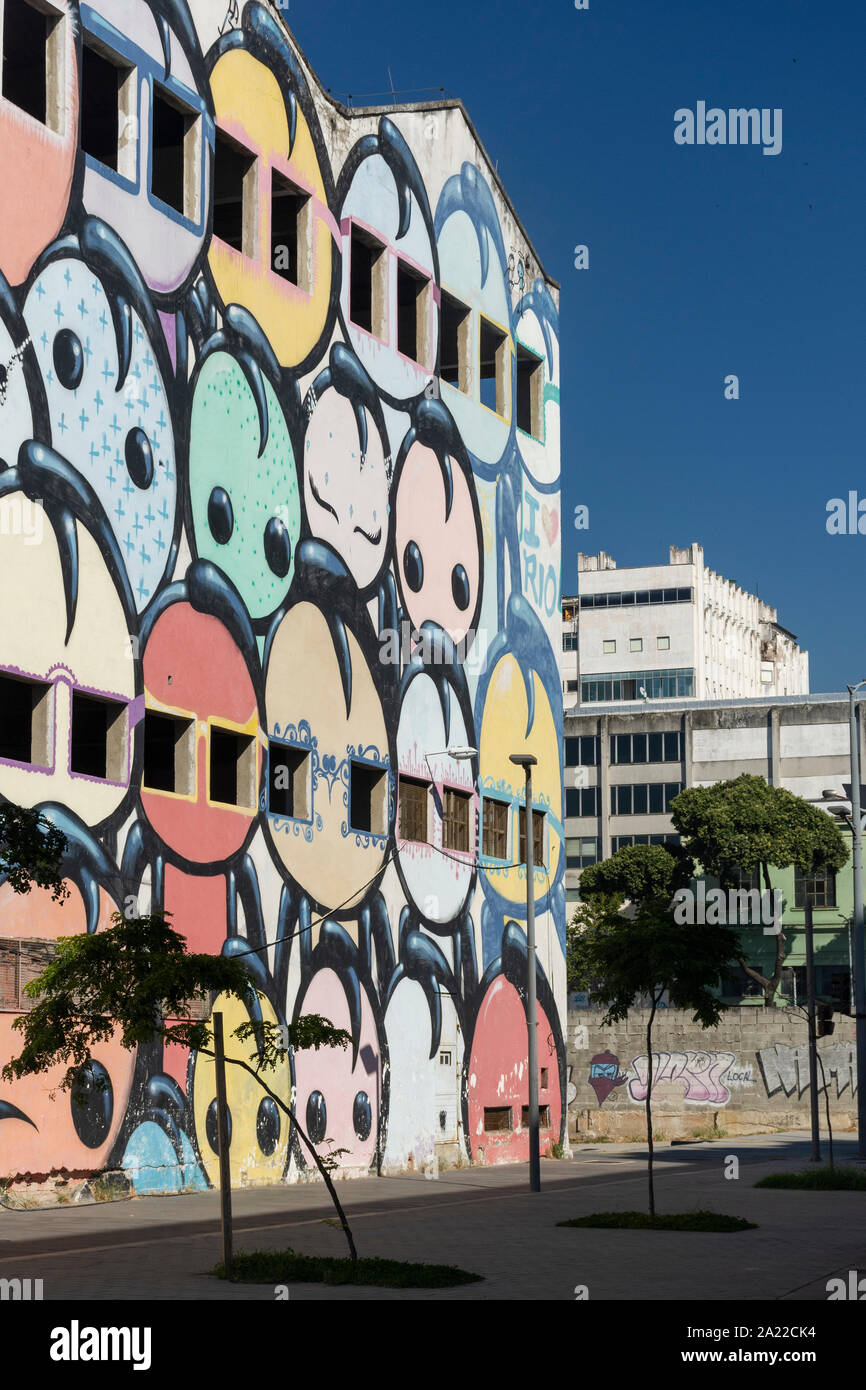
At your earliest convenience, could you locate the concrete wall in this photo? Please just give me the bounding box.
[0,0,564,1193]
[567,1008,858,1140]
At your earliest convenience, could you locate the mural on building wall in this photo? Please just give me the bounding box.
[0,0,564,1189]
[587,1051,628,1106]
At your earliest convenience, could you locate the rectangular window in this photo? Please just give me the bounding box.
[540,1068,549,1090]
[80,39,127,172]
[657,635,670,650]
[349,226,386,338]
[664,782,683,810]
[151,84,198,219]
[271,169,309,287]
[483,1106,512,1132]
[209,725,256,808]
[516,343,543,438]
[350,761,387,835]
[795,867,837,909]
[566,836,599,868]
[561,633,579,652]
[212,127,254,254]
[518,808,545,867]
[603,639,616,654]
[630,637,643,652]
[439,1050,452,1067]
[398,775,428,844]
[649,782,664,814]
[648,732,663,762]
[482,797,508,860]
[565,787,599,818]
[631,733,648,763]
[2,0,48,123]
[143,710,194,796]
[70,691,126,782]
[396,259,429,365]
[663,731,681,763]
[0,673,52,767]
[0,937,56,1012]
[479,316,507,415]
[268,742,310,820]
[565,735,598,767]
[440,290,470,390]
[442,786,471,853]
[521,1105,551,1128]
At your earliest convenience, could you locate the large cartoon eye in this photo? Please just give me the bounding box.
[125,426,154,490]
[70,1061,113,1148]
[206,1097,233,1152]
[53,328,84,390]
[208,487,234,545]
[306,1090,327,1143]
[353,1091,372,1142]
[451,563,470,612]
[264,516,291,578]
[256,1097,281,1156]
[403,540,423,592]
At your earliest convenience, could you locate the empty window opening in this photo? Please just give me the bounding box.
[518,808,545,867]
[268,742,310,820]
[440,290,470,390]
[271,169,309,286]
[396,260,428,365]
[479,317,507,415]
[398,775,428,843]
[439,1050,452,1067]
[209,725,256,808]
[80,39,128,171]
[483,1106,512,1133]
[151,84,196,218]
[442,787,471,853]
[349,226,386,338]
[70,691,126,781]
[212,127,254,254]
[2,0,50,123]
[521,1105,551,1128]
[540,1067,549,1090]
[143,711,194,795]
[482,797,508,859]
[516,343,543,438]
[0,673,52,766]
[350,761,387,835]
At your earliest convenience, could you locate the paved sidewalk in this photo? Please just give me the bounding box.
[1,1132,864,1300]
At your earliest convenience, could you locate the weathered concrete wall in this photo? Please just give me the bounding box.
[567,1008,858,1140]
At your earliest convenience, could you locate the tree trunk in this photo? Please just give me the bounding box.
[646,995,658,1220]
[199,1048,358,1262]
[738,861,786,1006]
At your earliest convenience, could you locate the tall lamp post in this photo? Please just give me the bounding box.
[822,678,866,1159]
[510,752,540,1193]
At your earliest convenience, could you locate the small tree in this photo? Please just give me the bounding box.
[671,775,848,1005]
[0,804,69,900]
[570,844,740,1217]
[1,911,360,1260]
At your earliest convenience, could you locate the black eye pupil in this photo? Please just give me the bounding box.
[206,1098,232,1153]
[403,540,423,592]
[53,328,84,390]
[264,515,291,578]
[125,426,154,490]
[70,1061,113,1148]
[353,1090,372,1142]
[306,1090,327,1144]
[256,1096,281,1156]
[208,486,234,545]
[451,563,470,611]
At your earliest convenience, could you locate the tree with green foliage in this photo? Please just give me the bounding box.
[569,843,740,1217]
[670,775,849,1005]
[0,804,69,900]
[1,911,360,1260]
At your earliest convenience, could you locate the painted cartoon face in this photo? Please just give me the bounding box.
[141,601,260,866]
[338,128,438,406]
[393,439,482,648]
[0,0,77,287]
[0,881,136,1173]
[23,250,177,611]
[513,291,560,491]
[80,0,212,300]
[0,290,38,462]
[467,974,561,1163]
[303,389,389,593]
[476,652,563,910]
[188,351,300,621]
[435,164,513,473]
[293,967,380,1173]
[190,990,291,1187]
[264,601,390,913]
[0,496,137,827]
[207,9,336,370]
[382,976,460,1167]
[395,669,476,926]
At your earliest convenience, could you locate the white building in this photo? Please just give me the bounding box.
[560,544,808,707]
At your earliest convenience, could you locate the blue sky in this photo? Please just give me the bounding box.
[287,0,865,693]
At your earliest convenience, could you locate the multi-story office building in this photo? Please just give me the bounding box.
[560,543,809,706]
[564,693,861,1003]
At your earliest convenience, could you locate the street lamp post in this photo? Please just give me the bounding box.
[510,752,540,1193]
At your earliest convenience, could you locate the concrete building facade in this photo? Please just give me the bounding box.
[0,0,565,1191]
[562,543,809,707]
